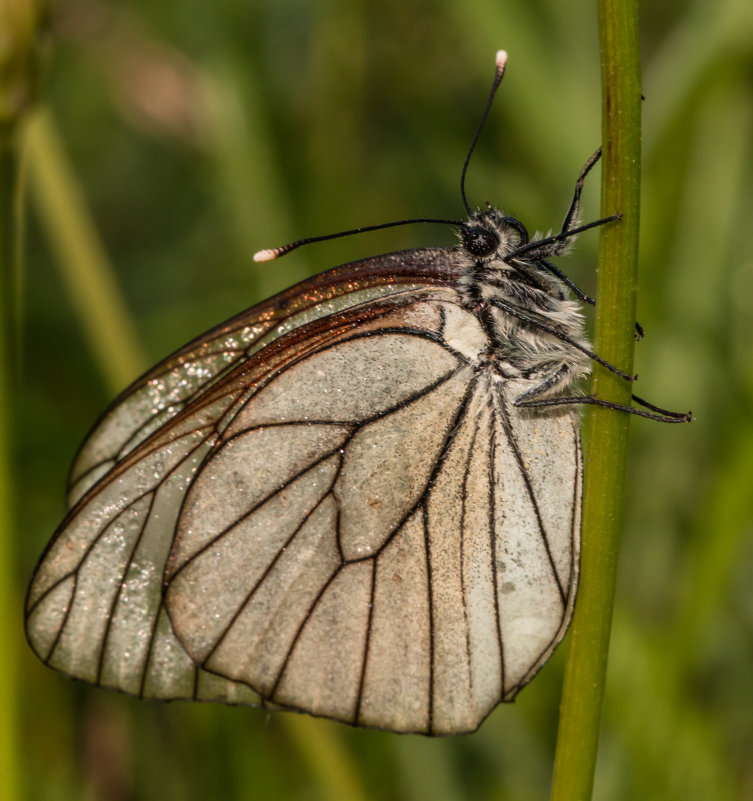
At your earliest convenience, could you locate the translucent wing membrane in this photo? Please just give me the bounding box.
[27,273,581,734]
[67,250,461,506]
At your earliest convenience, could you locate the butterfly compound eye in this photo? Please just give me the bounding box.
[461,224,499,258]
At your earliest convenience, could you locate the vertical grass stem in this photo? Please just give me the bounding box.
[550,2,642,799]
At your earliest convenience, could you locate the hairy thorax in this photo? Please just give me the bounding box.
[455,256,593,394]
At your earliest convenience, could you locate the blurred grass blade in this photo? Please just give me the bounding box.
[550,1,642,799]
[25,108,146,394]
[199,66,309,298]
[0,138,22,801]
[1,0,47,796]
[643,0,753,155]
[25,98,370,801]
[281,716,371,801]
[395,736,465,801]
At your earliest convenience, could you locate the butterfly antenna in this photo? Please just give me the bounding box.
[460,50,508,217]
[254,217,463,262]
[255,53,510,264]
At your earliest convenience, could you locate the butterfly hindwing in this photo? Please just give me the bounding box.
[162,297,581,735]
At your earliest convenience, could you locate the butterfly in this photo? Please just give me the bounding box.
[25,51,689,736]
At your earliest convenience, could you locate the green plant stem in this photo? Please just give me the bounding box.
[550,2,642,800]
[0,140,21,801]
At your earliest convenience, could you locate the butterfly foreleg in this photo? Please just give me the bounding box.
[536,258,643,340]
[559,147,602,239]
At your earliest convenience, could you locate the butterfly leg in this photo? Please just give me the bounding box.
[630,393,692,420]
[509,361,684,421]
[560,147,602,238]
[510,361,690,424]
[523,150,643,339]
[539,258,595,305]
[489,297,636,382]
[518,149,605,264]
[512,363,574,406]
[515,393,691,423]
[537,258,644,340]
[508,147,618,264]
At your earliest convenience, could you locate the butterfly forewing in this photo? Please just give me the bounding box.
[27,423,226,698]
[25,266,463,711]
[67,250,460,507]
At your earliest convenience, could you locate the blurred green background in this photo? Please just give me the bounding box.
[5,0,753,799]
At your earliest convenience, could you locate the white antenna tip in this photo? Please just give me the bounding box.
[253,249,277,263]
[496,50,508,70]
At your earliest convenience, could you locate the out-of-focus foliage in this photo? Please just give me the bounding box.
[9,0,753,799]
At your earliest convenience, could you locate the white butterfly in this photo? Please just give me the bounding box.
[25,51,688,735]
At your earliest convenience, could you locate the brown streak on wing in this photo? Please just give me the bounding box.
[67,248,463,496]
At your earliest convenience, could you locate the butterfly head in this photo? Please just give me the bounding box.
[460,208,530,263]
